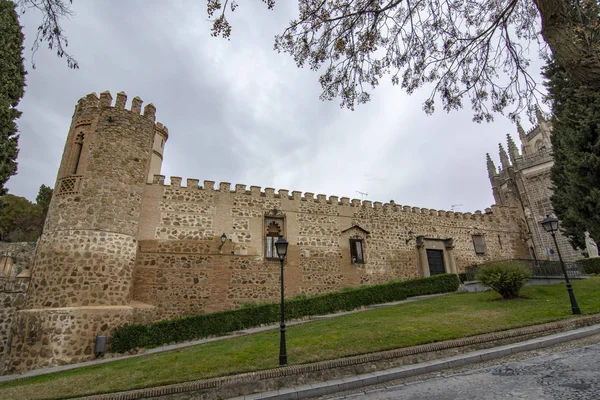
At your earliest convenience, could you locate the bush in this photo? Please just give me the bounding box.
[577,258,600,275]
[112,274,459,353]
[475,261,532,299]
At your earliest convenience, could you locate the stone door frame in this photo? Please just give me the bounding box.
[415,236,458,277]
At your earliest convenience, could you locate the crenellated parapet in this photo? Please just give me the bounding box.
[74,91,166,128]
[150,175,516,223]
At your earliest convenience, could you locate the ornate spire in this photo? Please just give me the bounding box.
[499,143,511,170]
[486,153,497,179]
[507,134,520,165]
[517,121,526,139]
[535,105,546,124]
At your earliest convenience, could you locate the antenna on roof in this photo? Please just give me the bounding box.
[451,204,464,212]
[356,191,368,201]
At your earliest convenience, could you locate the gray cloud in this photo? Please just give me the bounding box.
[8,0,541,213]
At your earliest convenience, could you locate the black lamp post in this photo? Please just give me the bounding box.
[275,237,289,366]
[540,215,581,315]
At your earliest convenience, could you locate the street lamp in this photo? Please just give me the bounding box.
[540,215,581,315]
[275,237,289,366]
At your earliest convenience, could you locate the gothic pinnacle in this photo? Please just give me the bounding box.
[486,153,497,179]
[507,134,519,165]
[499,143,511,170]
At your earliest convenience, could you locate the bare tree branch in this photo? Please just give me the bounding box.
[17,0,78,69]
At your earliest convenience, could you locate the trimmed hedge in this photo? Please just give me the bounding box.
[577,258,600,275]
[112,274,459,353]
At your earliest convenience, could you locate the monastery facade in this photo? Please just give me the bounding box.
[487,109,582,263]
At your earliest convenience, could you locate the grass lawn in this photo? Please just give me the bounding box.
[1,277,599,400]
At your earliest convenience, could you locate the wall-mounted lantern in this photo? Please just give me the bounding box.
[405,230,415,244]
[219,233,227,253]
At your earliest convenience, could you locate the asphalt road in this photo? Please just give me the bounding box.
[319,336,600,400]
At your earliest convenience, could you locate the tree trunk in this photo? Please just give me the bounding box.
[534,0,600,87]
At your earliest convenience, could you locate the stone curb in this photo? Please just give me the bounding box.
[77,314,600,400]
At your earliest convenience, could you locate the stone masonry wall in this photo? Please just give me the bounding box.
[0,277,29,374]
[5,92,165,374]
[133,180,528,320]
[27,91,159,309]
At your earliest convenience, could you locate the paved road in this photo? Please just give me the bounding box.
[328,343,600,400]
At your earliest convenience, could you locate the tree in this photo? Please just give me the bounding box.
[35,183,52,222]
[0,193,43,242]
[15,0,78,69]
[0,0,26,196]
[543,57,600,250]
[208,0,600,121]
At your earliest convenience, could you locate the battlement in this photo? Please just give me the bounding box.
[150,175,515,221]
[74,91,168,134]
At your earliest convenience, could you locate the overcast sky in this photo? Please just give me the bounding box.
[7,1,546,213]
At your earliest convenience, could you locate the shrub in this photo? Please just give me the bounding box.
[112,274,459,353]
[475,261,532,299]
[577,258,600,275]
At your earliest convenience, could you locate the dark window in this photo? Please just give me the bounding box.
[265,218,284,259]
[350,239,364,264]
[426,249,446,275]
[472,235,486,255]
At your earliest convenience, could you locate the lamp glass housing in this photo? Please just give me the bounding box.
[220,233,227,244]
[541,215,559,233]
[275,237,288,258]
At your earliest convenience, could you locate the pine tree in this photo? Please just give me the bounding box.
[35,184,53,223]
[0,0,26,195]
[543,58,600,250]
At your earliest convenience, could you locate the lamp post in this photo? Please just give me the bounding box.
[275,237,289,366]
[540,215,581,315]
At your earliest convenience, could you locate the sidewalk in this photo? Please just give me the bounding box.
[0,293,448,384]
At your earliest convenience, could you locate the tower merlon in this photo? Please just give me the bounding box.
[204,180,216,191]
[131,96,143,114]
[115,91,127,109]
[99,91,113,108]
[144,103,156,121]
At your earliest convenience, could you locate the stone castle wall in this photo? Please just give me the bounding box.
[0,242,35,373]
[4,92,165,374]
[2,90,530,374]
[27,92,160,309]
[133,179,528,320]
[0,276,29,374]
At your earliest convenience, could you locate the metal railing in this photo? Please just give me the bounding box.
[463,259,583,282]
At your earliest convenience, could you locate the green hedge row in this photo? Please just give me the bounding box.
[577,258,600,274]
[112,274,459,353]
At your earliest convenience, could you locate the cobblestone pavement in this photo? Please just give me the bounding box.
[315,333,600,400]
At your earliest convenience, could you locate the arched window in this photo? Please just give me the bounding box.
[72,132,85,174]
[535,140,546,153]
[265,219,284,259]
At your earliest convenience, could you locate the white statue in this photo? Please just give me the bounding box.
[585,231,599,258]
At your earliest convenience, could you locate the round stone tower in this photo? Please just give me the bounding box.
[6,91,168,372]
